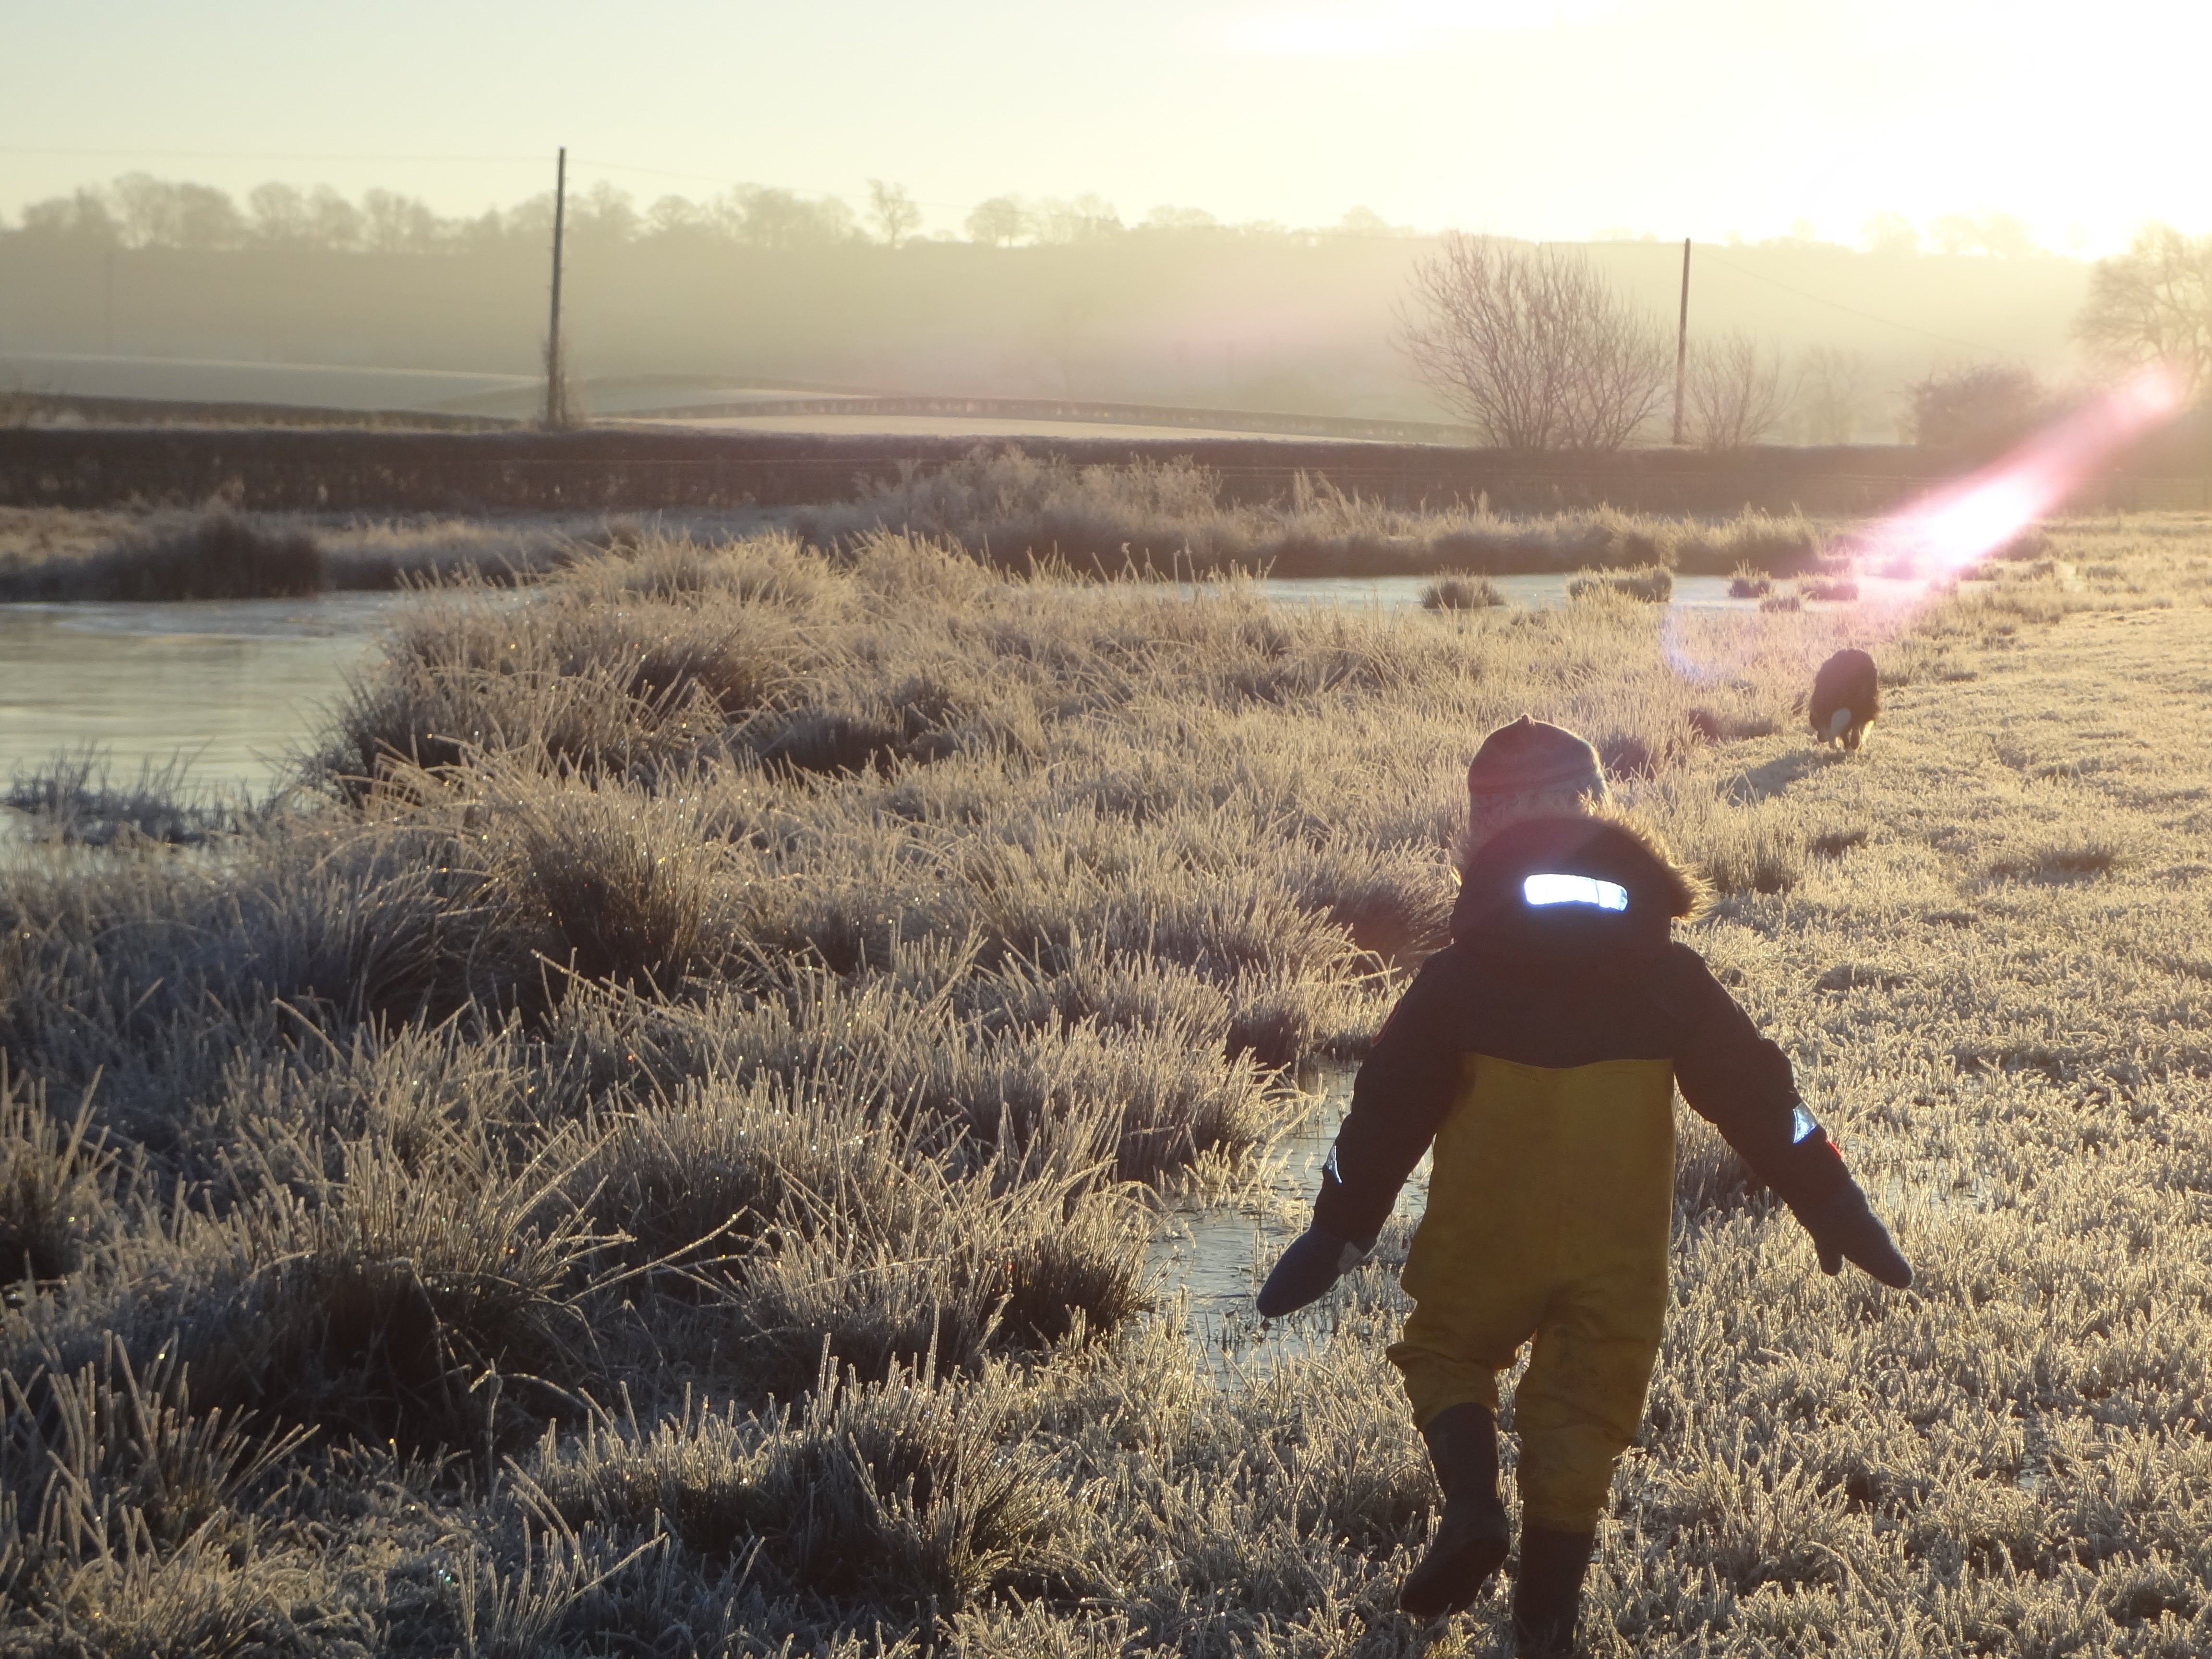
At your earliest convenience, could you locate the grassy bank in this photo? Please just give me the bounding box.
[795,449,1828,579]
[4,469,1824,606]
[2,517,2207,1652]
[0,505,771,601]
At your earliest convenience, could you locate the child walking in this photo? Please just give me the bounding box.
[1258,717,1911,1655]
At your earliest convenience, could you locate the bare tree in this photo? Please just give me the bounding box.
[645,194,704,238]
[1683,330,1792,450]
[247,182,310,245]
[111,174,247,250]
[1032,194,1122,245]
[1395,232,1669,450]
[867,179,923,248]
[1861,211,1920,257]
[2075,222,2212,397]
[1338,205,1403,237]
[717,187,855,248]
[1975,211,2040,260]
[307,186,362,250]
[571,182,638,248]
[1794,345,1873,444]
[964,196,1028,246]
[18,189,120,245]
[361,188,439,254]
[111,173,177,248]
[1930,213,1980,256]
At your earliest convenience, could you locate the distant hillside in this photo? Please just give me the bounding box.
[1,217,2092,440]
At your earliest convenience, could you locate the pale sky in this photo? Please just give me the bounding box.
[6,0,2208,252]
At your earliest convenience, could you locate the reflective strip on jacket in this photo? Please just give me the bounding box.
[1312,814,1850,1252]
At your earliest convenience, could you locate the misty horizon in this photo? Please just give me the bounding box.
[0,168,2123,266]
[12,1,2210,256]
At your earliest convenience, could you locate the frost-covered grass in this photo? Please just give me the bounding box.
[795,448,1826,578]
[1,515,2209,1653]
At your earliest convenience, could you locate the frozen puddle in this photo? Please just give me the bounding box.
[1146,1063,1430,1380]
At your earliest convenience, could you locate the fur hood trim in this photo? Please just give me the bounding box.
[1451,808,1710,939]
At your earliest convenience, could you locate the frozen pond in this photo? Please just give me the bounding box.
[0,593,410,815]
[1253,571,1933,612]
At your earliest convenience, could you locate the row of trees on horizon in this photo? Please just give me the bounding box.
[2,173,2116,264]
[5,175,2204,456]
[1398,228,2212,453]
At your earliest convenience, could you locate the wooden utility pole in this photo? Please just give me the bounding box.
[103,251,115,354]
[1671,237,1691,445]
[545,146,567,428]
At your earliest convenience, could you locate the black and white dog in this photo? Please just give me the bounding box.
[1810,648,1878,751]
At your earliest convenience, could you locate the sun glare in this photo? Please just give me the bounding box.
[1876,364,2184,577]
[1222,0,1617,55]
[1664,363,2184,686]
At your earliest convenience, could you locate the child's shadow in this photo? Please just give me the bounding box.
[1723,746,1838,804]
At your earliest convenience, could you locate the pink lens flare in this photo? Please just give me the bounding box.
[1860,363,2186,578]
[1660,605,1762,685]
[1660,364,2187,689]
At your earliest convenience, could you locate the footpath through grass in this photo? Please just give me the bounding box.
[0,518,2208,1654]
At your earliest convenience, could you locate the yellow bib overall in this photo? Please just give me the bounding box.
[1386,1053,1676,1533]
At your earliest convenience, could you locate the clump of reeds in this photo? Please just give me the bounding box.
[1804,576,1861,601]
[534,1349,1072,1617]
[1728,565,1773,598]
[0,1068,113,1284]
[1569,564,1673,603]
[1420,573,1505,610]
[4,750,239,846]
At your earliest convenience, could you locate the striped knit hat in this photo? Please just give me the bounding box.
[1466,715,1607,808]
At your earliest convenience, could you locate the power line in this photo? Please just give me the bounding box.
[1691,245,2019,359]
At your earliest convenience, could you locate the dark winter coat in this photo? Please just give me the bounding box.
[1311,814,1850,1248]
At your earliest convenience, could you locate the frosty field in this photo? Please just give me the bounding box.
[1,513,2209,1655]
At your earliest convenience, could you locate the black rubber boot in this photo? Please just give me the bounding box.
[1398,1403,1511,1621]
[1511,1526,1595,1657]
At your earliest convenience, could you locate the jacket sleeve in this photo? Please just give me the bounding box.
[1668,944,1852,1210]
[1310,953,1466,1246]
